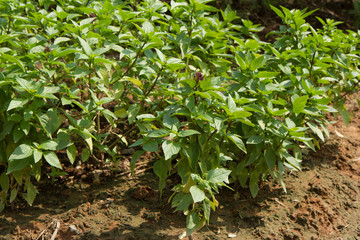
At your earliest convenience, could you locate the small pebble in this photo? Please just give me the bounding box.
[69,224,80,234]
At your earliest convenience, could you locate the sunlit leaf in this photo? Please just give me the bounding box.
[162,140,181,160]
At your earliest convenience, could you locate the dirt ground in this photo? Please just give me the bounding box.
[1,1,359,240]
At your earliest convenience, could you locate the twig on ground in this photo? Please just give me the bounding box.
[274,198,286,207]
[50,220,60,240]
[35,220,60,240]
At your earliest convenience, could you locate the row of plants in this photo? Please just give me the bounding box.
[0,0,359,235]
[217,0,360,30]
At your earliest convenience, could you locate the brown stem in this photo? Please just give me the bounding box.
[97,111,101,134]
[120,41,147,80]
[334,81,360,102]
[143,66,164,99]
[207,129,217,142]
[309,49,317,79]
[108,125,138,149]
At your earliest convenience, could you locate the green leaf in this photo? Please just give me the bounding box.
[7,158,29,174]
[33,148,42,163]
[9,144,33,160]
[254,71,279,79]
[162,140,181,160]
[143,141,158,152]
[227,95,236,111]
[137,114,156,121]
[16,78,35,92]
[186,211,200,236]
[54,37,71,45]
[142,21,154,34]
[7,99,29,111]
[336,104,350,127]
[129,139,145,148]
[147,129,170,138]
[227,134,247,153]
[270,4,284,18]
[54,48,80,58]
[172,192,193,212]
[249,172,259,198]
[81,148,90,162]
[128,104,140,124]
[250,55,265,71]
[121,77,143,89]
[9,188,17,203]
[153,159,169,194]
[167,58,186,71]
[178,130,200,137]
[206,168,231,184]
[153,159,168,180]
[94,57,115,67]
[21,121,30,135]
[203,199,211,222]
[285,156,301,170]
[0,173,9,192]
[39,140,58,151]
[77,36,92,56]
[246,135,263,144]
[163,113,179,130]
[189,185,205,203]
[246,39,260,51]
[37,109,62,138]
[12,170,24,185]
[130,150,144,175]
[23,181,37,206]
[1,54,25,71]
[155,48,166,63]
[235,53,246,70]
[43,151,62,169]
[236,161,248,187]
[79,129,93,153]
[66,145,77,164]
[293,96,308,114]
[230,110,252,119]
[306,122,324,142]
[264,148,276,170]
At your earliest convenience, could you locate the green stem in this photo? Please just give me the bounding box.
[219,120,233,150]
[88,60,92,89]
[7,16,11,34]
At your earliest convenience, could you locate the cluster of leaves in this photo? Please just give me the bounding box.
[0,0,359,235]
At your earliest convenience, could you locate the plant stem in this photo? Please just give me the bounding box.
[88,60,92,89]
[207,129,217,142]
[219,120,233,150]
[309,49,317,78]
[7,16,11,34]
[334,81,360,102]
[117,41,147,100]
[97,111,101,134]
[109,124,138,149]
[143,66,164,99]
[120,41,147,80]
